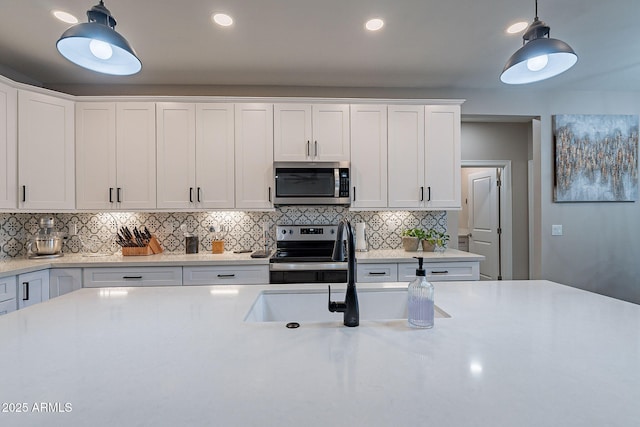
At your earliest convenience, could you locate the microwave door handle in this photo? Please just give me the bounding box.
[334,168,340,197]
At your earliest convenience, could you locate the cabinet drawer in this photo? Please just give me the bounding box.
[83,267,183,287]
[398,262,479,282]
[0,276,17,302]
[183,265,269,285]
[357,263,398,283]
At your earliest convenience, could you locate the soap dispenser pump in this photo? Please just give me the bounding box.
[408,256,435,328]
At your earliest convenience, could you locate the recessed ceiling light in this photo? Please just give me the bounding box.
[365,18,384,31]
[212,13,233,27]
[52,10,78,24]
[506,21,528,34]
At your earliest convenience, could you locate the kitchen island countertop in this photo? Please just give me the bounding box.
[0,280,638,426]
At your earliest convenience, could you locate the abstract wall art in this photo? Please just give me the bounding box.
[553,114,638,202]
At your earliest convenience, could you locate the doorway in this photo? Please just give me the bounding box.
[449,161,513,280]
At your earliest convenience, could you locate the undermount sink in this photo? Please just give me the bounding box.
[244,287,451,323]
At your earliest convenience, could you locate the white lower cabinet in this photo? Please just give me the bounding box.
[0,275,17,315]
[357,263,398,283]
[83,267,183,287]
[398,262,479,282]
[18,270,50,309]
[49,268,82,298]
[183,265,269,285]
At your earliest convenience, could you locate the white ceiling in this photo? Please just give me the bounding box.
[1,0,639,93]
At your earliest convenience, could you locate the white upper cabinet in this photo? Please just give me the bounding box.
[274,103,349,161]
[0,81,17,209]
[388,105,425,208]
[156,103,235,209]
[156,103,196,209]
[18,90,75,210]
[424,105,461,209]
[235,103,274,209]
[76,102,156,210]
[387,104,461,210]
[350,104,387,209]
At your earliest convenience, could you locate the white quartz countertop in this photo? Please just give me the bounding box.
[0,248,483,277]
[0,280,638,426]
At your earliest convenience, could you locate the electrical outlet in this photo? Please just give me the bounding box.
[69,223,78,236]
[551,224,563,236]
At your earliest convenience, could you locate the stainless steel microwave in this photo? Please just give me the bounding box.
[273,161,350,206]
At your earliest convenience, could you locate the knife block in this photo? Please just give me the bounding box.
[122,236,163,256]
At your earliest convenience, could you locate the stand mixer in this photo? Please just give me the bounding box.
[27,217,66,259]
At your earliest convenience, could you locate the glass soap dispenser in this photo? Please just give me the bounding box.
[408,256,435,328]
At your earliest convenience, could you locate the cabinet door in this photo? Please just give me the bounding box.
[195,103,235,209]
[388,105,424,208]
[350,104,387,209]
[235,103,274,209]
[312,104,350,161]
[156,103,196,209]
[0,275,17,303]
[274,104,312,161]
[18,90,75,210]
[76,103,117,210]
[0,82,17,209]
[49,268,82,298]
[116,103,156,209]
[424,105,461,209]
[18,270,49,309]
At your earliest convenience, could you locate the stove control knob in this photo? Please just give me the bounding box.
[330,229,335,234]
[281,229,287,234]
[289,229,294,235]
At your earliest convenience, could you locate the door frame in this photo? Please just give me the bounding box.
[462,160,513,280]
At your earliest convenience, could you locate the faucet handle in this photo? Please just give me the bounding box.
[327,285,346,313]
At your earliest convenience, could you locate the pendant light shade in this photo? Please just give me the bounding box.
[500,2,577,85]
[56,1,141,75]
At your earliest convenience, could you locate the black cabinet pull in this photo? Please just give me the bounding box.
[109,187,114,203]
[306,141,310,157]
[431,270,449,274]
[268,186,272,203]
[217,274,235,278]
[197,187,201,202]
[428,186,431,201]
[22,282,29,301]
[420,186,424,201]
[22,185,26,202]
[117,187,122,203]
[189,187,194,203]
[122,276,143,279]
[314,141,318,157]
[368,272,387,276]
[353,186,356,202]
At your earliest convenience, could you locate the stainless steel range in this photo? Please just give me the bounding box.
[269,225,347,284]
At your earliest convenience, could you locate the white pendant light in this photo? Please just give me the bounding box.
[56,1,141,75]
[500,0,577,85]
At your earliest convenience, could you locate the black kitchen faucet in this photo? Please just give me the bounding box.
[328,219,359,327]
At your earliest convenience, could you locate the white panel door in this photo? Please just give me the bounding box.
[274,104,312,161]
[312,104,350,161]
[350,104,387,208]
[49,268,82,298]
[0,82,16,209]
[235,103,274,209]
[18,90,75,210]
[424,105,461,209]
[388,105,424,208]
[468,169,500,280]
[156,103,196,209]
[196,103,235,209]
[75,103,117,210]
[116,103,156,209]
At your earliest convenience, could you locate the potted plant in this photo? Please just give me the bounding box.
[422,229,450,253]
[401,228,425,251]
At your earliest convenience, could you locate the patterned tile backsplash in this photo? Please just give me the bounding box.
[0,208,446,258]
